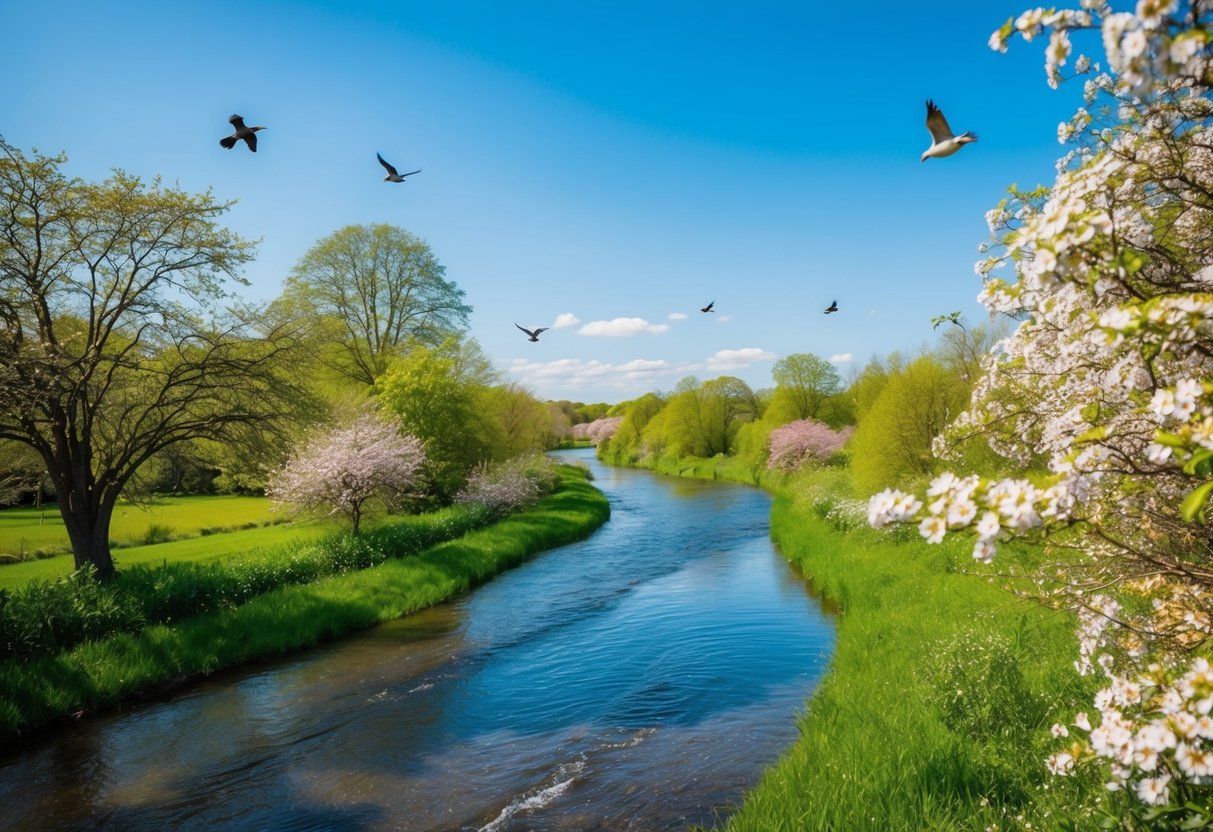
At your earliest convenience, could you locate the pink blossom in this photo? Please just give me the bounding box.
[267,412,426,533]
[766,420,853,470]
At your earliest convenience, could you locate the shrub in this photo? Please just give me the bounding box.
[456,454,560,517]
[766,420,853,471]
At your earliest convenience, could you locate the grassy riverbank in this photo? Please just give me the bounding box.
[605,453,1093,831]
[0,467,609,741]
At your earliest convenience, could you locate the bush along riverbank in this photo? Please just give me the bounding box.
[0,465,609,741]
[604,453,1096,832]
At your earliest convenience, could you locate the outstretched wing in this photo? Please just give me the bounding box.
[377,153,399,177]
[925,100,954,143]
[399,169,421,178]
[533,327,548,336]
[243,132,258,152]
[515,323,535,337]
[229,114,247,130]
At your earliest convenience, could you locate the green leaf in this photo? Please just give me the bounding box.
[1154,431,1186,448]
[1180,480,1213,524]
[1186,449,1213,477]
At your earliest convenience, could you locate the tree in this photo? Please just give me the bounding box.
[376,336,499,499]
[769,353,841,421]
[267,412,425,533]
[767,420,853,471]
[0,140,311,578]
[651,376,757,458]
[867,4,1213,819]
[849,356,968,494]
[283,224,472,387]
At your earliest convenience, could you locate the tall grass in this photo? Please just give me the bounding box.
[0,467,609,739]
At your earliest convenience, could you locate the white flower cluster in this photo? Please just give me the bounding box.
[869,472,1080,563]
[1047,656,1213,818]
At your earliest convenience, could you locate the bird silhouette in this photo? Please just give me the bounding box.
[515,323,548,342]
[219,115,266,152]
[824,300,838,314]
[377,153,421,183]
[921,100,977,162]
[701,300,715,313]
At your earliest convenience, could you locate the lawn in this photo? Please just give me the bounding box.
[0,494,289,559]
[0,521,336,590]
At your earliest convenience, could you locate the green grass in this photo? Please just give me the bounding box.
[0,494,286,558]
[0,467,610,739]
[0,521,334,590]
[721,496,1089,831]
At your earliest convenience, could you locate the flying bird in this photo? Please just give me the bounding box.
[219,114,266,152]
[377,153,421,183]
[515,323,548,342]
[921,100,977,162]
[701,300,715,313]
[824,300,838,314]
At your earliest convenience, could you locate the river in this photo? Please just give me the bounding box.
[0,448,834,831]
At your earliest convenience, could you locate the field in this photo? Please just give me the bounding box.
[0,495,296,559]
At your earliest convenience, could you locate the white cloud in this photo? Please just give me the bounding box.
[667,312,688,321]
[508,356,675,389]
[705,347,776,371]
[829,353,854,364]
[577,317,669,336]
[715,315,734,323]
[552,312,580,329]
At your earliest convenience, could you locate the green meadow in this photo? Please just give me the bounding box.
[0,494,289,559]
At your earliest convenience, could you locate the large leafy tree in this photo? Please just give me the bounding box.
[283,224,472,387]
[376,337,500,499]
[769,352,841,422]
[0,140,312,578]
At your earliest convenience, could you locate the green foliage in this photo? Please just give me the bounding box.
[601,392,667,462]
[849,355,970,495]
[377,336,501,499]
[770,353,841,421]
[281,223,471,387]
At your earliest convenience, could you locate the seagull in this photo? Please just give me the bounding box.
[700,300,715,313]
[377,153,421,183]
[824,300,838,314]
[219,115,266,152]
[921,100,977,162]
[515,323,548,342]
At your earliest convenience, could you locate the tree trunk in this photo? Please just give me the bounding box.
[51,457,119,580]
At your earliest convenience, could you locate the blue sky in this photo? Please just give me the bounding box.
[3,1,1083,403]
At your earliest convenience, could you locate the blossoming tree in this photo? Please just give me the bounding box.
[267,412,425,533]
[868,1,1213,821]
[766,420,853,470]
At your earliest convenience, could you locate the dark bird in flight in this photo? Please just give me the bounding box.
[219,115,266,152]
[824,300,838,314]
[515,323,548,342]
[921,100,976,162]
[377,153,421,183]
[701,300,715,313]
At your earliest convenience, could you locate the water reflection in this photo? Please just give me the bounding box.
[1,449,834,831]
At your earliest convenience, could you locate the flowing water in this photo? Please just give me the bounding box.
[0,449,834,831]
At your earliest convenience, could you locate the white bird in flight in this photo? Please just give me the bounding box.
[377,153,421,183]
[921,100,977,162]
